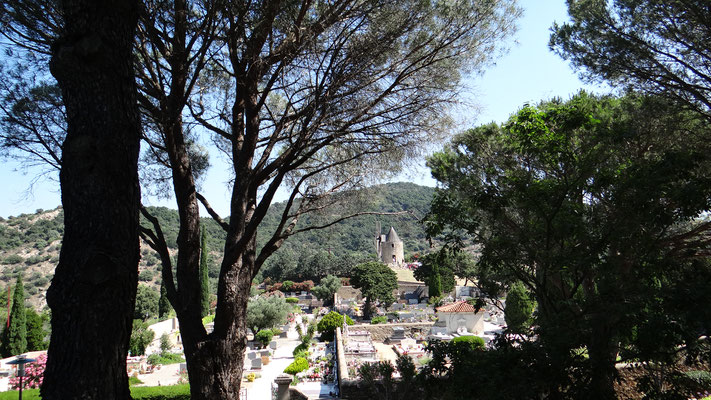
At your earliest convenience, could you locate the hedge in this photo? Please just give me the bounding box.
[451,335,486,350]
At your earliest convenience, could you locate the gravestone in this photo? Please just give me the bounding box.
[388,327,407,344]
[251,357,262,369]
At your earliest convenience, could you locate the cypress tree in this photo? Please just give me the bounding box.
[429,262,442,298]
[158,278,172,319]
[1,275,27,357]
[504,282,535,334]
[199,228,210,317]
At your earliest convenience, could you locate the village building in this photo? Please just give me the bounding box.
[430,301,485,337]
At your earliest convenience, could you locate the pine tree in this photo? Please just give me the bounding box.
[199,228,210,317]
[158,278,172,319]
[1,275,27,357]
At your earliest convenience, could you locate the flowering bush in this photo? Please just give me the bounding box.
[270,280,314,293]
[9,353,46,389]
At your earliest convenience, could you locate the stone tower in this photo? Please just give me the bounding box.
[375,222,404,266]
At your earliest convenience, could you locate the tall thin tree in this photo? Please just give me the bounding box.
[0,275,27,357]
[199,228,210,318]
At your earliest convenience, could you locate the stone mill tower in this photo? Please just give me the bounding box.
[375,222,404,266]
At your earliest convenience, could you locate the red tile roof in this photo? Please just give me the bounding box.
[436,301,477,313]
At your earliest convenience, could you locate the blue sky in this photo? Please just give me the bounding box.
[0,0,607,218]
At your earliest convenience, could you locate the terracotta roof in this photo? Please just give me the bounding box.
[436,301,477,313]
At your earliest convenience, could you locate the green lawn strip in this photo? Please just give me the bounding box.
[0,384,191,400]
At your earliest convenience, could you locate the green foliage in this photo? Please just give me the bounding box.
[284,357,309,375]
[129,319,154,356]
[550,0,711,122]
[429,262,442,298]
[246,296,290,334]
[0,275,26,357]
[311,274,342,303]
[199,228,210,318]
[128,376,143,386]
[255,330,274,348]
[1,255,23,265]
[351,262,398,318]
[281,280,294,291]
[370,316,387,325]
[451,335,486,350]
[134,285,160,320]
[317,311,353,341]
[25,307,48,351]
[293,347,310,359]
[129,384,191,400]
[415,249,475,295]
[285,297,299,304]
[158,278,172,319]
[138,269,155,282]
[159,333,172,353]
[147,352,185,366]
[425,92,711,396]
[504,282,534,334]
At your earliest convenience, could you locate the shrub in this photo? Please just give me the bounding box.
[24,255,48,265]
[371,316,387,325]
[255,329,274,348]
[138,269,155,282]
[284,357,309,375]
[160,333,172,353]
[285,297,299,304]
[2,255,23,265]
[9,353,46,390]
[146,352,185,366]
[282,280,295,291]
[317,311,354,341]
[293,348,310,359]
[451,335,486,350]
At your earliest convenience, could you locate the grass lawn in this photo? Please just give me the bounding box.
[0,384,191,400]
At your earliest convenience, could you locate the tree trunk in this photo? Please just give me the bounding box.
[364,297,373,320]
[179,243,254,399]
[586,320,618,400]
[42,1,141,399]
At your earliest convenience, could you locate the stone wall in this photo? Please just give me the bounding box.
[347,322,434,342]
[335,327,348,384]
[335,286,362,303]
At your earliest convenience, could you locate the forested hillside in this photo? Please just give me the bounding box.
[0,182,435,308]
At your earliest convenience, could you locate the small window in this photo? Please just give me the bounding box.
[392,244,394,247]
